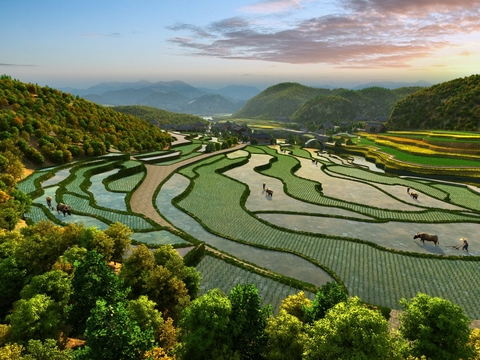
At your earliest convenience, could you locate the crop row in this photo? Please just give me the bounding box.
[431,183,480,212]
[254,150,477,222]
[17,172,47,194]
[121,160,142,169]
[106,172,145,192]
[64,161,115,196]
[62,193,154,231]
[195,254,314,313]
[177,154,480,318]
[325,164,449,200]
[24,204,51,223]
[172,141,202,154]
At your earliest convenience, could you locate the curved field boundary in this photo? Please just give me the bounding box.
[257,148,479,223]
[106,172,145,193]
[175,152,480,318]
[196,254,315,313]
[62,193,155,231]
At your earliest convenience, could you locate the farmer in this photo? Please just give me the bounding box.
[407,187,410,194]
[263,182,266,190]
[461,237,469,252]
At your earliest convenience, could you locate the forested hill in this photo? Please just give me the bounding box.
[233,82,422,126]
[292,86,422,129]
[112,105,208,126]
[387,74,480,131]
[233,82,331,119]
[0,75,172,167]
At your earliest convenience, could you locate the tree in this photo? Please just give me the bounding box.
[264,309,306,360]
[103,222,132,265]
[303,281,347,324]
[228,283,270,359]
[8,294,62,344]
[74,299,154,360]
[127,295,163,341]
[303,297,395,360]
[119,244,155,298]
[279,291,311,322]
[399,293,474,360]
[0,256,27,315]
[67,250,126,335]
[177,289,234,360]
[144,265,190,320]
[78,227,114,262]
[23,338,73,360]
[20,270,72,308]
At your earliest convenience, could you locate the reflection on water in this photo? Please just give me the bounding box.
[157,174,333,287]
[349,155,384,173]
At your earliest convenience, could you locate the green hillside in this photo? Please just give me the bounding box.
[233,82,330,119]
[234,82,422,129]
[293,95,355,127]
[0,75,172,167]
[387,74,480,131]
[112,105,207,126]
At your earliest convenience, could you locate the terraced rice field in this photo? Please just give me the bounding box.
[19,143,480,318]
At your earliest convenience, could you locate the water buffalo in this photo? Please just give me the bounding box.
[266,188,273,197]
[410,191,418,200]
[57,203,72,216]
[413,232,439,246]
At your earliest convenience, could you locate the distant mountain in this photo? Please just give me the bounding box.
[62,80,243,115]
[197,85,261,101]
[387,74,480,131]
[352,80,432,90]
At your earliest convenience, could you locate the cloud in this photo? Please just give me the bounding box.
[166,0,480,68]
[0,63,36,67]
[239,0,306,14]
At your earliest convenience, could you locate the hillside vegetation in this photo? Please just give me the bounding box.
[387,74,480,131]
[0,75,172,167]
[234,82,422,129]
[112,105,208,126]
[234,82,331,119]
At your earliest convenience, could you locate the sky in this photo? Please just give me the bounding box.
[1,0,480,90]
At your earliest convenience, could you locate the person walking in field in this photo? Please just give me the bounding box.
[263,182,266,190]
[461,237,469,252]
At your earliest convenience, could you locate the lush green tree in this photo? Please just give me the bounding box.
[67,250,126,335]
[0,256,27,304]
[23,338,73,360]
[228,283,270,359]
[119,244,155,298]
[303,281,347,324]
[78,227,114,262]
[399,293,474,360]
[8,294,62,344]
[20,270,72,307]
[264,309,306,360]
[74,298,155,360]
[279,291,311,322]
[177,289,234,360]
[144,265,190,320]
[128,295,163,341]
[103,222,132,265]
[16,221,73,275]
[205,142,215,153]
[303,297,395,360]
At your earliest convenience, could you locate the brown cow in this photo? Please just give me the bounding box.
[413,232,439,246]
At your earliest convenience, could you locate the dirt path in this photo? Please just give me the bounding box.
[130,143,247,230]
